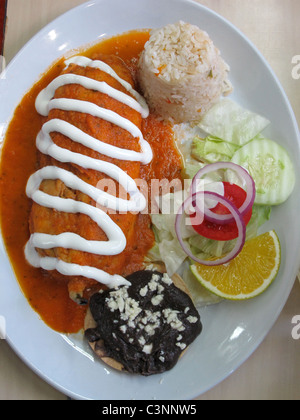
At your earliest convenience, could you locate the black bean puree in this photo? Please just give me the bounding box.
[85,270,202,376]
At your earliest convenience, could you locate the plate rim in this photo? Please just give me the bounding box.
[1,0,300,400]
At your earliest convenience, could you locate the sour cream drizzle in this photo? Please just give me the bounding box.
[24,56,152,288]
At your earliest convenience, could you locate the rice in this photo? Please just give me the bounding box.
[138,21,233,123]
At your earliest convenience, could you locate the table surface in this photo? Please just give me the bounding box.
[1,0,300,400]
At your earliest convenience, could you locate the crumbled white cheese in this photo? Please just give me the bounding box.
[176,342,186,350]
[187,315,198,324]
[106,287,142,328]
[106,287,128,312]
[137,310,161,336]
[142,343,153,354]
[139,285,148,297]
[106,298,119,312]
[148,277,159,291]
[120,297,141,323]
[162,308,185,332]
[144,322,159,336]
[138,336,146,346]
[151,273,161,282]
[119,325,127,334]
[162,273,173,285]
[145,310,160,323]
[151,294,164,306]
[158,284,165,294]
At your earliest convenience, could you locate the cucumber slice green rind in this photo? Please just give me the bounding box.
[231,138,295,205]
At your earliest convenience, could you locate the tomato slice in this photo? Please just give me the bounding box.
[190,182,252,241]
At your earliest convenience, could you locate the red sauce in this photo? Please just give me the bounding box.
[0,30,183,333]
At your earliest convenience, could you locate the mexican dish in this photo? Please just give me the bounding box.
[0,22,295,375]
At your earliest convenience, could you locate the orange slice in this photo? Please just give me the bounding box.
[190,230,281,300]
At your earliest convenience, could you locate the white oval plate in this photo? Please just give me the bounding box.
[0,0,300,400]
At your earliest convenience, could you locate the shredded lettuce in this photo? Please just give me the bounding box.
[184,162,205,179]
[192,135,240,163]
[245,205,271,239]
[182,268,223,308]
[198,98,270,146]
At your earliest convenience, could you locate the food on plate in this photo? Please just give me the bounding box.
[151,95,294,305]
[197,98,270,146]
[190,230,281,300]
[230,137,295,205]
[84,270,202,375]
[0,21,296,376]
[192,135,240,164]
[0,30,183,332]
[175,161,256,266]
[25,53,154,303]
[138,21,232,123]
[190,181,253,241]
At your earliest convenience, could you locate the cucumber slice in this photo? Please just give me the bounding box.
[230,138,295,205]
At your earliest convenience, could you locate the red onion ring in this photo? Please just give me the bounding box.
[191,162,256,225]
[175,191,246,266]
